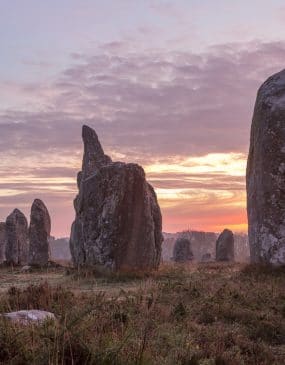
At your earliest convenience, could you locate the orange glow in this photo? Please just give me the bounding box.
[162,210,248,234]
[146,152,247,234]
[0,152,248,237]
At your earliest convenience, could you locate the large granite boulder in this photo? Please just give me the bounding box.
[29,199,51,266]
[173,238,194,262]
[247,69,285,265]
[216,229,234,262]
[0,222,6,263]
[70,125,163,271]
[5,209,29,265]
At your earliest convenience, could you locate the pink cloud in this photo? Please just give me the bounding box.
[1,40,285,236]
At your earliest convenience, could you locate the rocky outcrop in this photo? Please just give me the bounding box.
[29,199,51,266]
[173,237,193,262]
[70,125,163,271]
[0,222,6,263]
[216,229,234,262]
[247,69,285,265]
[5,209,29,265]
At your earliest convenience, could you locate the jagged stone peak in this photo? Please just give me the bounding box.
[81,125,112,178]
[82,125,102,148]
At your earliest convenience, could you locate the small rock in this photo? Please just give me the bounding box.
[2,310,55,325]
[21,265,31,272]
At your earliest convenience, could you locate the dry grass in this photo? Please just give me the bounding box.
[0,263,284,364]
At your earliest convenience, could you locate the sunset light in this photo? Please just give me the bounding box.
[1,2,285,361]
[1,1,285,238]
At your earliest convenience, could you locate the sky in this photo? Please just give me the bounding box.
[1,0,285,237]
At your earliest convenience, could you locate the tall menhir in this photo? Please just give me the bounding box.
[5,209,29,266]
[28,199,51,266]
[246,69,285,265]
[70,125,163,271]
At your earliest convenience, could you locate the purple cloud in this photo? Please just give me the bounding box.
[1,40,284,235]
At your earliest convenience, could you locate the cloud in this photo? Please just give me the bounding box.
[2,41,285,158]
[1,40,285,235]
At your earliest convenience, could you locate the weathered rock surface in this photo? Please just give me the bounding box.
[5,209,28,265]
[70,125,163,271]
[234,234,250,263]
[3,310,55,325]
[216,229,234,262]
[247,69,285,265]
[29,199,51,266]
[0,222,6,263]
[173,238,194,262]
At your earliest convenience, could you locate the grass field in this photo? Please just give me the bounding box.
[0,263,284,365]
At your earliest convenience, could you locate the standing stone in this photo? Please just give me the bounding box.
[247,69,285,265]
[70,125,163,271]
[0,223,6,263]
[216,229,234,262]
[173,237,194,262]
[29,199,51,266]
[5,209,28,265]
